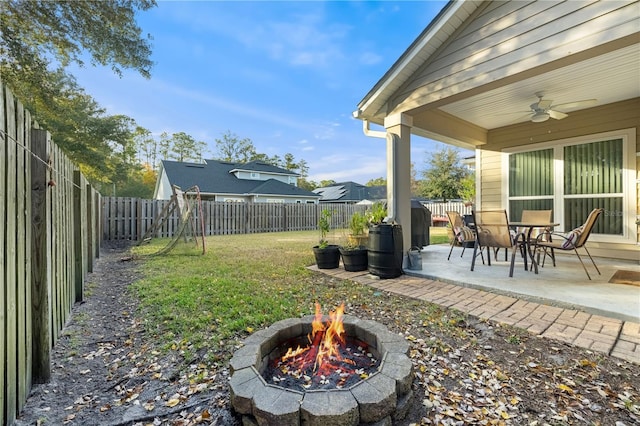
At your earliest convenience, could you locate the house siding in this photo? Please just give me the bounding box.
[478,98,640,261]
[389,0,638,114]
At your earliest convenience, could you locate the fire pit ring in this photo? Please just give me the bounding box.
[229,315,414,425]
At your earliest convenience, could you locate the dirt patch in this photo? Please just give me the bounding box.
[16,246,639,425]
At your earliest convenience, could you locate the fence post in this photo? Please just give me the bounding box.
[86,184,94,272]
[30,129,51,384]
[73,170,83,302]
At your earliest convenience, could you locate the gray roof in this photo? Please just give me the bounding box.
[229,160,300,176]
[313,182,386,202]
[161,159,318,198]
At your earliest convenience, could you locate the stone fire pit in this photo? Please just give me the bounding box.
[229,315,414,425]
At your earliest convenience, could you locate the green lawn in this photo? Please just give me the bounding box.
[131,228,450,363]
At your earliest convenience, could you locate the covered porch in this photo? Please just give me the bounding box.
[408,244,639,323]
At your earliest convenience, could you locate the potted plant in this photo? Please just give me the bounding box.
[339,211,369,272]
[312,208,340,269]
[347,210,369,247]
[367,202,403,278]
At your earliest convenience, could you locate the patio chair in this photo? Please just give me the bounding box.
[519,209,555,266]
[533,208,603,280]
[471,209,526,277]
[446,211,484,263]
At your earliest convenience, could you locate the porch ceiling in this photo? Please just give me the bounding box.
[435,44,640,131]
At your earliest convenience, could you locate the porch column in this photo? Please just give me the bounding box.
[384,113,413,256]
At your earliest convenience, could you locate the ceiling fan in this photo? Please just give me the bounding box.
[528,93,597,122]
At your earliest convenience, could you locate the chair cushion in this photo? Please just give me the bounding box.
[454,226,475,243]
[562,226,584,249]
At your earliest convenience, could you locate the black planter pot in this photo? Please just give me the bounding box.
[339,246,368,272]
[312,245,340,269]
[368,223,403,279]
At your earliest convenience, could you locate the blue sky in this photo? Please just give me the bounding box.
[70,0,455,184]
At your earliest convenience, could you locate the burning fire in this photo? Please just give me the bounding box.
[281,302,347,374]
[272,302,376,390]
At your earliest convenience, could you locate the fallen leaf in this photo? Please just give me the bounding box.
[557,383,574,394]
[166,398,180,407]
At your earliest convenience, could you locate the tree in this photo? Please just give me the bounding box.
[214,131,257,163]
[319,180,337,187]
[133,126,157,167]
[366,177,386,187]
[418,146,470,202]
[171,132,206,162]
[1,1,155,87]
[297,178,318,191]
[1,0,156,191]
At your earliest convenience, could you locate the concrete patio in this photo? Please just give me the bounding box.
[410,244,640,323]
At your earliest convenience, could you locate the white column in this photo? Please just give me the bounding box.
[384,113,413,255]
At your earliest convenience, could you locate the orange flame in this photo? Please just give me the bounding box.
[279,303,348,377]
[313,303,345,373]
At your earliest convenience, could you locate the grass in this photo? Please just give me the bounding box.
[130,228,452,364]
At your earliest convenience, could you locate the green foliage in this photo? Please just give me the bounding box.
[419,146,471,202]
[160,131,207,163]
[459,172,476,203]
[1,0,155,83]
[319,179,337,188]
[349,211,368,236]
[368,202,387,224]
[297,178,318,191]
[366,177,386,186]
[317,209,332,247]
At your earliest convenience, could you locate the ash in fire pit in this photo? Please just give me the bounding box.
[264,303,379,391]
[229,304,414,426]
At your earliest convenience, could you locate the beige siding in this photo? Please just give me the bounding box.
[478,149,502,209]
[390,0,638,114]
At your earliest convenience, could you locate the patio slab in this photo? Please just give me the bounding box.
[409,244,640,322]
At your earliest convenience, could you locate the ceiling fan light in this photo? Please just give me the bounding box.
[531,111,550,122]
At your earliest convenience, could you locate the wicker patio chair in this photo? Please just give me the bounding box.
[533,208,603,280]
[471,209,526,277]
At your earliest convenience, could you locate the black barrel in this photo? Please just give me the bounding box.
[368,224,403,278]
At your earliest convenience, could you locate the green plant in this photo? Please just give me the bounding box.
[317,208,332,248]
[367,202,387,225]
[349,211,368,236]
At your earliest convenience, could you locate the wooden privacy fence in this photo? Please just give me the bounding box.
[103,198,372,240]
[1,80,101,425]
[102,198,473,241]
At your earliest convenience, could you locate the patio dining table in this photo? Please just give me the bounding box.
[510,221,559,274]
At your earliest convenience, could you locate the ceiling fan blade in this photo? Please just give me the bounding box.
[537,99,553,110]
[552,99,597,110]
[548,110,568,120]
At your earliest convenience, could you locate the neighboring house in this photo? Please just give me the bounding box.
[153,159,320,204]
[354,0,639,261]
[313,182,386,204]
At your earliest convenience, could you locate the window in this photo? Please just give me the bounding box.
[504,129,635,242]
[250,172,260,179]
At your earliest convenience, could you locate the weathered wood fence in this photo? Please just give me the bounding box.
[1,80,101,425]
[102,198,371,240]
[102,198,472,240]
